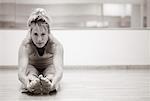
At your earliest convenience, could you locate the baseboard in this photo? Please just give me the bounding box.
[0,65,17,69]
[0,65,150,70]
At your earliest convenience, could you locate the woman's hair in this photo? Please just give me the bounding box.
[27,8,51,33]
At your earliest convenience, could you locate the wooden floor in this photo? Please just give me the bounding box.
[0,68,150,101]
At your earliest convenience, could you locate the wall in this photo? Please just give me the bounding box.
[0,29,149,66]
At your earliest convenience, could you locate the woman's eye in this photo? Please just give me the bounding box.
[41,33,45,36]
[34,33,38,36]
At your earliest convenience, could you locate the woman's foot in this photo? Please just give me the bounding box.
[29,79,42,95]
[39,75,52,94]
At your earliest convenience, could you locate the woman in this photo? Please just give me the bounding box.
[18,8,63,95]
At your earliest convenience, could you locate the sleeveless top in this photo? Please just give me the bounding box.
[27,37,56,69]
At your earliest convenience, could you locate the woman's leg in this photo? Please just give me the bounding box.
[25,65,41,94]
[41,65,58,94]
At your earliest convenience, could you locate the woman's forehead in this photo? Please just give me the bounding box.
[31,23,48,33]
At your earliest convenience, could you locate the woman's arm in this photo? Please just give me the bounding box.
[51,41,64,88]
[18,44,29,87]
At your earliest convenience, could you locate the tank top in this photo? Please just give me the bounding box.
[28,38,55,69]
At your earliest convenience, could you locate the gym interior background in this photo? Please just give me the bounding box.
[0,0,150,101]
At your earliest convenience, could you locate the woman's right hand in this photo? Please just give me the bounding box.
[26,77,40,92]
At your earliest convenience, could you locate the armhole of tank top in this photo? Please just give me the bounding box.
[23,40,33,56]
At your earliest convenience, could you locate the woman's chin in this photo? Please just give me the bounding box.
[36,44,45,48]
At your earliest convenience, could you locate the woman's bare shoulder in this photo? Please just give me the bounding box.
[48,34,63,52]
[49,34,62,46]
[19,37,32,55]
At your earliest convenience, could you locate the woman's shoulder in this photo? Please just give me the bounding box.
[19,34,32,53]
[49,34,62,46]
[22,38,31,48]
[47,34,63,52]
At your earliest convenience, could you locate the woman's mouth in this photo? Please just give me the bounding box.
[37,42,43,45]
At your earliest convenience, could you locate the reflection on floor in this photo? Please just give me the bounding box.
[0,68,150,101]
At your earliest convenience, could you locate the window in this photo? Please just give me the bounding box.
[0,0,149,29]
[103,4,131,28]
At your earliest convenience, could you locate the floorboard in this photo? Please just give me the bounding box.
[0,68,150,101]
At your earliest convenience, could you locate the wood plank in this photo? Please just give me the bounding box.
[0,68,149,101]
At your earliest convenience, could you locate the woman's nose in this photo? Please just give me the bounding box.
[37,36,42,42]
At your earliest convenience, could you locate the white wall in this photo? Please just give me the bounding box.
[0,29,150,66]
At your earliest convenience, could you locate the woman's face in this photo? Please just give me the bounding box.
[31,24,49,48]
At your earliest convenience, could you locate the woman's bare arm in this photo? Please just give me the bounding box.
[51,42,63,87]
[18,44,29,87]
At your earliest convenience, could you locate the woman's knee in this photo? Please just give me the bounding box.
[26,65,39,76]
